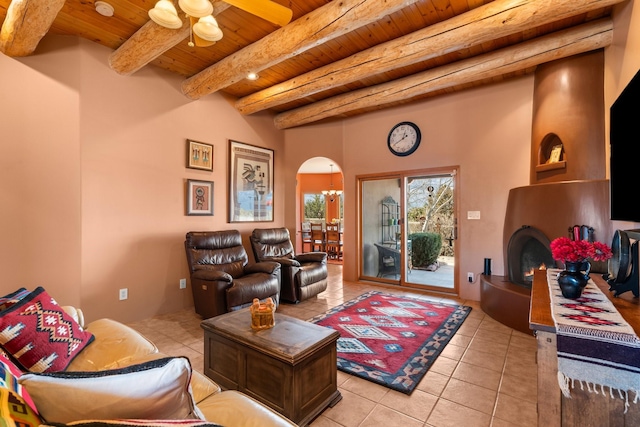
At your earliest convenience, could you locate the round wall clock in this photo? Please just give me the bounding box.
[387,121,421,156]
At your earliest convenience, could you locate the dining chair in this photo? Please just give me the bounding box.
[310,223,325,252]
[301,222,312,252]
[325,223,342,260]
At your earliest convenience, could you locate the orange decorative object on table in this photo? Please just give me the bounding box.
[250,297,275,330]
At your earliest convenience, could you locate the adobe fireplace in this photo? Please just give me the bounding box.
[478,51,617,335]
[479,180,613,335]
[506,226,555,288]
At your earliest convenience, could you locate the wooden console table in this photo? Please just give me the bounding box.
[529,269,640,426]
[201,309,342,426]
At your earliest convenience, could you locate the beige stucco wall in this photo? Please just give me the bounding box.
[0,36,284,323]
[0,37,82,308]
[284,76,534,302]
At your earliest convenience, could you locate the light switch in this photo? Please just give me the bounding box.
[467,211,481,220]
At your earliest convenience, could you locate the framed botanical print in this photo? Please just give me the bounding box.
[186,139,213,171]
[228,140,274,222]
[186,179,213,216]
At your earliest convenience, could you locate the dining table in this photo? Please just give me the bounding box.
[305,225,342,259]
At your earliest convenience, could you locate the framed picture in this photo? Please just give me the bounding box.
[548,144,563,163]
[186,179,214,216]
[186,139,213,171]
[228,140,274,222]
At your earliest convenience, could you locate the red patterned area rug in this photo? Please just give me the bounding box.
[310,290,472,394]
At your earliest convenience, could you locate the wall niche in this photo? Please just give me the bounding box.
[536,133,565,172]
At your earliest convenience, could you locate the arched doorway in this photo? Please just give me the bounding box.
[296,157,343,263]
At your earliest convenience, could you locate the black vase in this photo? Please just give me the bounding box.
[557,261,590,299]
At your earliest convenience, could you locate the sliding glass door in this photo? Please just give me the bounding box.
[359,167,458,293]
[361,177,404,283]
[404,171,456,291]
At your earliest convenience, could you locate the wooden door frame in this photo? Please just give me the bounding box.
[356,166,460,294]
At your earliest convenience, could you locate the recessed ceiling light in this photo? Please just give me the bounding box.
[247,72,259,81]
[95,1,114,17]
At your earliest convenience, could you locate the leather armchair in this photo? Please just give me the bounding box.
[185,230,281,318]
[250,228,328,303]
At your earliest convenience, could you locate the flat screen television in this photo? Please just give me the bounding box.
[610,68,640,222]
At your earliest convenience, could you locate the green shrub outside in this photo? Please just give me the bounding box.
[409,232,442,268]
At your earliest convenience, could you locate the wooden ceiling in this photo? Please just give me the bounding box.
[0,0,621,129]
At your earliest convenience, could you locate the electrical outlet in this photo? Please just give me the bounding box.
[179,278,187,289]
[119,288,128,300]
[467,272,474,283]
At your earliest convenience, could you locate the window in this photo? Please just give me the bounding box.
[303,193,325,223]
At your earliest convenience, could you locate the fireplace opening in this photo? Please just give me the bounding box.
[507,225,557,288]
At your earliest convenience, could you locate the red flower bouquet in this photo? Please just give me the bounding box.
[550,236,612,263]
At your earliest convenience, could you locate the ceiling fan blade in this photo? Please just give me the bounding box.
[222,0,293,27]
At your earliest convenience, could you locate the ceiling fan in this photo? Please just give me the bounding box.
[149,0,293,47]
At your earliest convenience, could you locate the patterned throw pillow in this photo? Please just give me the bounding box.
[18,357,204,424]
[0,288,31,312]
[0,287,95,373]
[0,388,42,427]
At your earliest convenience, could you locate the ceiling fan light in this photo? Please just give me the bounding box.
[178,0,213,18]
[199,15,219,28]
[192,15,223,42]
[149,1,182,29]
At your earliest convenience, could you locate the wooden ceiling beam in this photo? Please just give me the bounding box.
[108,1,230,76]
[180,0,424,100]
[273,19,612,129]
[236,0,625,115]
[0,0,65,57]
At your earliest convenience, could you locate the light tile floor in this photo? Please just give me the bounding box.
[127,264,538,427]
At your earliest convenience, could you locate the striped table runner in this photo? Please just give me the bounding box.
[547,268,640,412]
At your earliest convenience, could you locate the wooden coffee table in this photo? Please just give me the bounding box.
[201,309,342,426]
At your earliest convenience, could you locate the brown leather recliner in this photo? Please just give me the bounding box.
[185,230,281,318]
[250,228,328,304]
